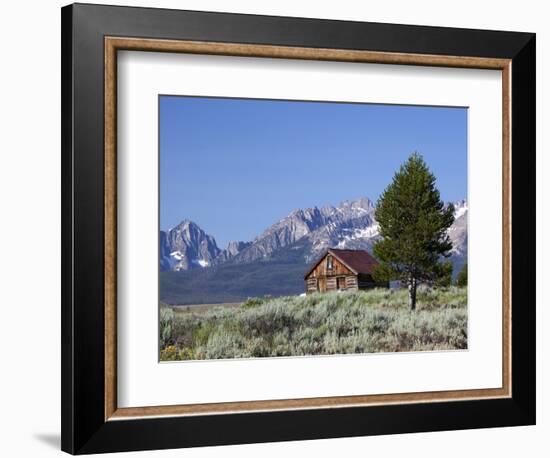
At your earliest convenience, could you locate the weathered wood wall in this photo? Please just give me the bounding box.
[345,276,358,290]
[306,254,357,293]
[305,253,386,293]
[306,277,318,292]
[308,255,354,279]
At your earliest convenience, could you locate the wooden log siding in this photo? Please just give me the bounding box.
[304,249,387,294]
[345,276,358,290]
[309,255,354,279]
[306,277,318,292]
[306,254,356,293]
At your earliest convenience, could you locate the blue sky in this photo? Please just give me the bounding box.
[160,96,467,248]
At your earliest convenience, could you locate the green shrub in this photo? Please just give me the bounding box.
[192,321,217,346]
[241,297,266,309]
[159,287,468,361]
[456,263,468,287]
[160,345,178,361]
[159,307,174,348]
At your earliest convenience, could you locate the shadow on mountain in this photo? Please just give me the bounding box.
[160,241,311,305]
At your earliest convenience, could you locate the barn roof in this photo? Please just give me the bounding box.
[304,248,379,279]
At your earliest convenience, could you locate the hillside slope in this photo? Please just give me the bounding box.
[160,257,307,304]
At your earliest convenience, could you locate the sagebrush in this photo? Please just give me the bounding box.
[160,287,467,361]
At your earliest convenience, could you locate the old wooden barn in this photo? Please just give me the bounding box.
[304,248,387,293]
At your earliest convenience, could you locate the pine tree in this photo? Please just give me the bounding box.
[434,260,454,288]
[373,152,455,310]
[456,263,468,286]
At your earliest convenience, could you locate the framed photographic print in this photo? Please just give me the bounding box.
[61,3,536,454]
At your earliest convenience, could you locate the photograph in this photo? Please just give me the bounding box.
[158,96,469,361]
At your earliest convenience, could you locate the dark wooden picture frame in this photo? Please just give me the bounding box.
[61,3,536,454]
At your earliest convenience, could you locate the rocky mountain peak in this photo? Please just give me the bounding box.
[160,220,221,271]
[449,200,468,257]
[160,197,467,273]
[226,240,251,257]
[453,199,468,219]
[341,196,375,211]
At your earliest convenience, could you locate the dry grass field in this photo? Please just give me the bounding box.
[160,286,467,361]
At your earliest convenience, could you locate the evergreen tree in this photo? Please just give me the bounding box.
[434,260,454,288]
[456,263,468,286]
[373,152,455,310]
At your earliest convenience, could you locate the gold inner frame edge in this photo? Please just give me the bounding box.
[104,37,512,421]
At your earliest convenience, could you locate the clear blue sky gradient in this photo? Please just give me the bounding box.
[160,96,467,248]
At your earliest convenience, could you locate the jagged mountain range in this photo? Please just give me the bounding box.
[160,197,467,273]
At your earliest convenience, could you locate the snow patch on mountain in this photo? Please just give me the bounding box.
[336,223,380,249]
[160,197,467,272]
[453,199,468,220]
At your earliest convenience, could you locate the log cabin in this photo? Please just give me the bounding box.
[304,248,388,293]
